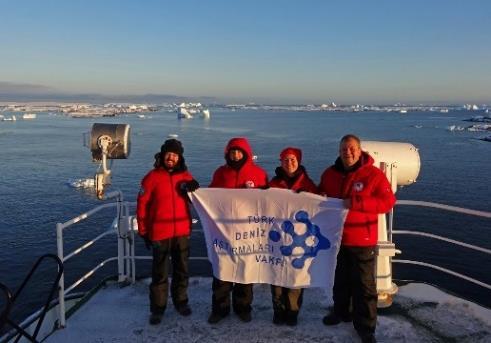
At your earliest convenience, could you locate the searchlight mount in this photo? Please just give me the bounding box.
[88,123,131,200]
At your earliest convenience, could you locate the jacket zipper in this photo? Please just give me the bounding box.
[235,169,240,188]
[340,174,347,198]
[170,172,176,238]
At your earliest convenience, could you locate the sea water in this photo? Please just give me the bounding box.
[0,109,490,322]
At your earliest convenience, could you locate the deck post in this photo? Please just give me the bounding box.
[113,192,125,283]
[124,203,131,282]
[376,162,399,307]
[56,223,66,328]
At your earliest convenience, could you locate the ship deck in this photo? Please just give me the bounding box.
[45,277,491,343]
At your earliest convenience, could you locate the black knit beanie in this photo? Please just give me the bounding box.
[161,139,184,155]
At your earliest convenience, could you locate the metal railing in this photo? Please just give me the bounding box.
[0,254,63,343]
[0,284,13,336]
[54,193,205,329]
[55,190,131,328]
[396,200,491,218]
[51,195,490,332]
[392,200,491,290]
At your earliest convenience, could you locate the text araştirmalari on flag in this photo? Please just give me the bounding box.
[190,188,347,288]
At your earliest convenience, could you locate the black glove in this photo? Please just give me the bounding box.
[180,179,200,195]
[259,185,270,190]
[140,235,152,250]
[186,179,200,192]
[295,188,305,193]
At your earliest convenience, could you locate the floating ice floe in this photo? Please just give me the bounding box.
[464,115,491,123]
[466,124,491,132]
[68,178,95,189]
[447,124,491,132]
[446,125,465,132]
[2,115,16,121]
[22,113,37,119]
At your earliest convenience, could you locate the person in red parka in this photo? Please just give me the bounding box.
[318,134,395,343]
[207,137,268,324]
[269,147,317,326]
[137,139,199,325]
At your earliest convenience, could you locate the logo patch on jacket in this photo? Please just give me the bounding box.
[245,180,255,188]
[353,182,364,192]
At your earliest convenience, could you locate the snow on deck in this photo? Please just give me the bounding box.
[46,278,491,343]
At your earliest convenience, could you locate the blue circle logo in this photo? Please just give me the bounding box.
[269,210,331,269]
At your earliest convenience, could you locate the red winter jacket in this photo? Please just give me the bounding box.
[269,166,318,193]
[318,152,396,246]
[210,137,268,188]
[137,168,194,241]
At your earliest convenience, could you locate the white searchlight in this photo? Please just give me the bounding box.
[361,141,421,190]
[89,123,131,199]
[361,141,421,307]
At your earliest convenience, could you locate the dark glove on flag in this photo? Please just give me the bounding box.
[186,179,200,192]
[180,179,200,196]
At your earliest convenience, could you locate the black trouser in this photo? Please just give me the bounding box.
[211,277,253,315]
[333,246,377,334]
[271,286,304,319]
[149,236,190,314]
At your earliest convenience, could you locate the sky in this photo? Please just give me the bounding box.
[0,0,490,104]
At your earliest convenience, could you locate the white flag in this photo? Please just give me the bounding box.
[190,188,347,288]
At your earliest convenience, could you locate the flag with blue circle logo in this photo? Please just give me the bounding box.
[190,188,347,288]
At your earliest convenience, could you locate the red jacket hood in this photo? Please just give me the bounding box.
[224,137,254,163]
